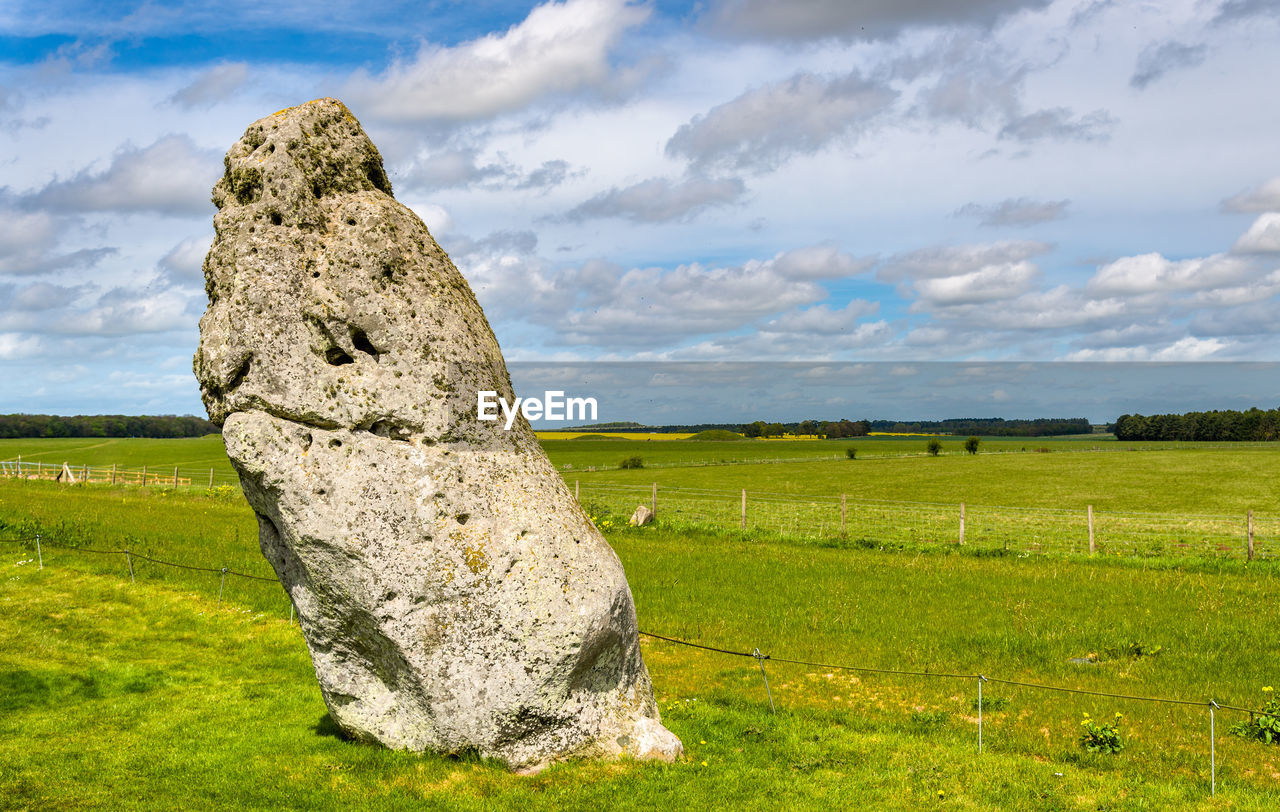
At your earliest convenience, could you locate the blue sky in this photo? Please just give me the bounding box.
[2,0,1280,418]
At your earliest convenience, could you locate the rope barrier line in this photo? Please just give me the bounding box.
[9,536,278,582]
[639,630,1269,716]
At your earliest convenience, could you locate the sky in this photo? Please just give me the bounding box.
[2,0,1280,420]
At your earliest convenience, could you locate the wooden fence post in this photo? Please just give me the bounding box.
[1088,505,1096,555]
[651,483,657,518]
[740,489,747,530]
[209,468,215,488]
[958,502,965,545]
[111,463,117,485]
[1248,509,1255,562]
[141,465,147,486]
[841,494,847,538]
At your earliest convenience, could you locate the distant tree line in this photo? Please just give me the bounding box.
[867,418,1092,437]
[1112,408,1280,442]
[0,414,219,439]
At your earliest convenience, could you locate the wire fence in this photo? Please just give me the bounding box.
[574,481,1277,561]
[2,531,1275,798]
[0,458,240,490]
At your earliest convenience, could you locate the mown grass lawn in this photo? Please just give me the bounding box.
[2,480,1279,809]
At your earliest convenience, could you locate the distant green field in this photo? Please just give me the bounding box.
[1,480,1278,809]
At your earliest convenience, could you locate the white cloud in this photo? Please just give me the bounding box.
[954,197,1068,227]
[1130,40,1207,89]
[564,176,746,223]
[1222,177,1280,212]
[31,135,220,216]
[1063,336,1231,361]
[1232,212,1280,253]
[879,240,1048,282]
[344,0,650,123]
[1088,252,1258,294]
[759,299,880,334]
[159,233,213,283]
[702,0,1053,42]
[168,62,249,108]
[665,71,898,173]
[0,333,43,360]
[998,107,1115,142]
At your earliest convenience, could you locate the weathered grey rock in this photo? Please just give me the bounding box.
[629,506,654,526]
[194,98,680,771]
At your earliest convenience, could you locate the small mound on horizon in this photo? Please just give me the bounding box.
[688,430,747,441]
[570,433,627,440]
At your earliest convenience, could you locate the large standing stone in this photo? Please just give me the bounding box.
[194,98,680,771]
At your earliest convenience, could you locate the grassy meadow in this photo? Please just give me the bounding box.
[2,437,1280,808]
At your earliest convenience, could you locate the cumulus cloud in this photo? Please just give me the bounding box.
[758,299,880,334]
[400,148,511,191]
[1063,336,1230,361]
[1130,41,1207,89]
[159,234,213,283]
[0,199,117,277]
[0,333,43,360]
[1214,0,1280,24]
[1233,213,1280,253]
[879,240,1049,282]
[515,160,573,191]
[955,197,1069,226]
[31,135,220,216]
[665,71,898,173]
[461,240,868,348]
[702,0,1053,42]
[1222,177,1280,213]
[344,0,649,123]
[1088,252,1258,294]
[564,176,747,223]
[168,62,249,108]
[999,107,1115,142]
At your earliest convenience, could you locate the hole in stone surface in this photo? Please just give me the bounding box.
[349,326,380,359]
[346,217,357,226]
[267,143,275,153]
[311,181,323,199]
[329,438,342,449]
[325,346,354,366]
[312,271,320,278]
[299,432,313,451]
[226,354,252,392]
[269,211,283,226]
[368,420,408,441]
[456,513,470,525]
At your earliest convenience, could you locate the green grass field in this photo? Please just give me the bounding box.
[2,477,1279,809]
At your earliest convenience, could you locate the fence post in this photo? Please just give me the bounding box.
[752,648,775,713]
[125,550,135,584]
[1210,700,1218,796]
[841,494,847,538]
[35,533,42,569]
[173,466,178,488]
[111,463,117,485]
[959,503,965,545]
[741,489,747,531]
[977,675,986,754]
[651,483,657,518]
[141,465,147,486]
[219,567,228,603]
[209,468,215,488]
[575,480,579,501]
[1088,505,1096,555]
[1247,510,1254,562]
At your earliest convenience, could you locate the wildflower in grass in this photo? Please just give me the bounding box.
[1080,711,1124,754]
[1230,687,1280,745]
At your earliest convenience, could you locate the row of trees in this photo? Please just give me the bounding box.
[867,418,1091,437]
[1112,408,1280,442]
[0,414,219,439]
[741,419,872,438]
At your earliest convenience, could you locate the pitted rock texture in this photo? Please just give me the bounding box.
[194,98,681,771]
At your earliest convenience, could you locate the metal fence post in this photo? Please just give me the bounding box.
[35,533,43,569]
[959,503,965,545]
[1210,700,1217,797]
[1247,510,1254,562]
[752,648,775,713]
[209,468,215,488]
[841,494,847,538]
[218,567,229,603]
[978,675,986,753]
[741,489,747,531]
